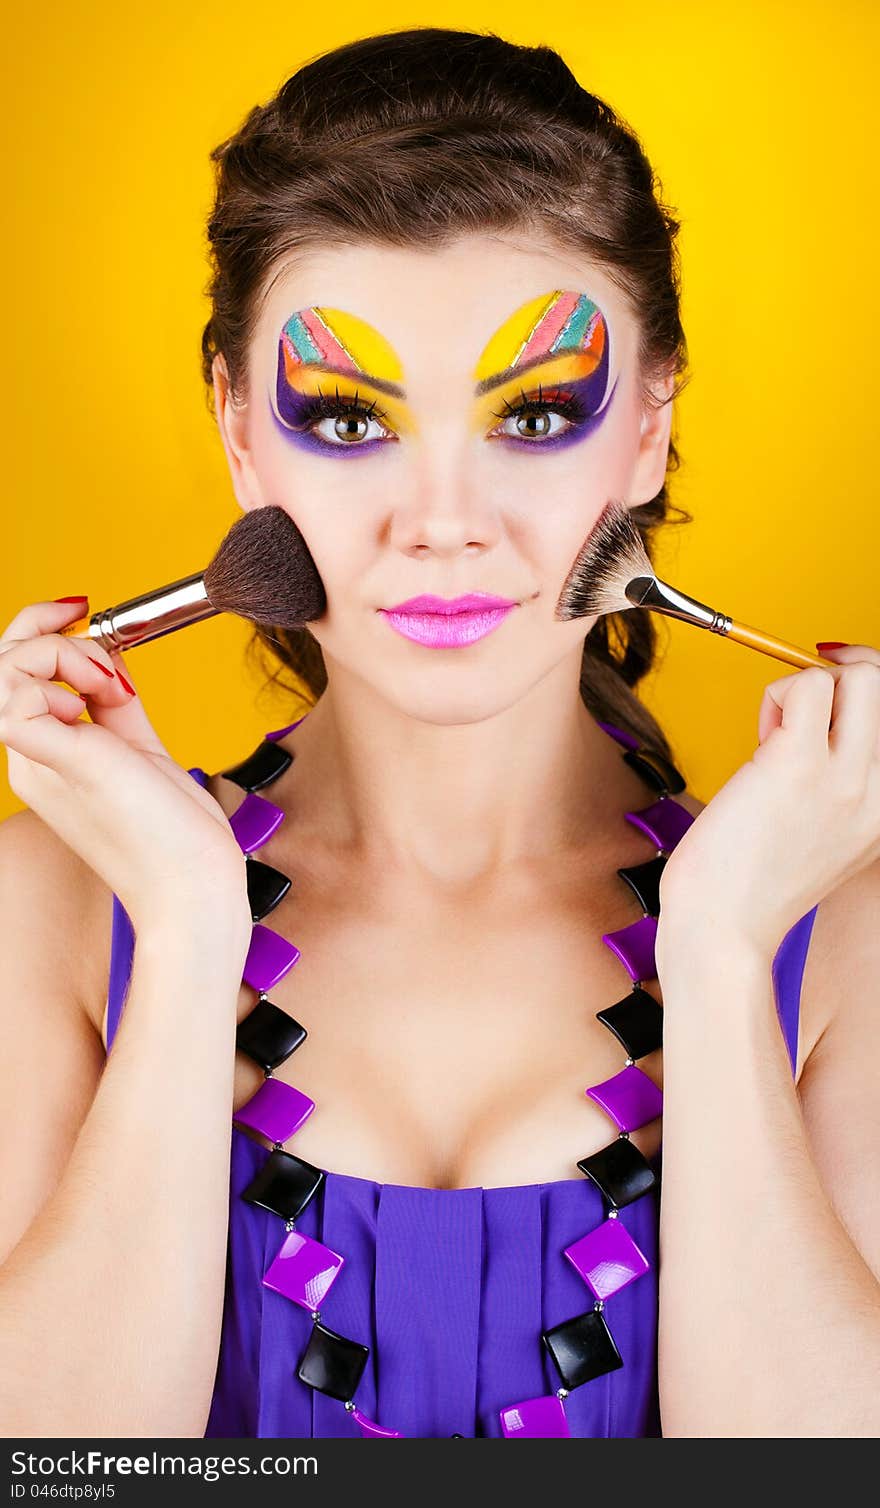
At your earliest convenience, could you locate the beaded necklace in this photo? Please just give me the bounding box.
[187,714,692,1439]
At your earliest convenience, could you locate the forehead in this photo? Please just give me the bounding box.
[258,236,626,374]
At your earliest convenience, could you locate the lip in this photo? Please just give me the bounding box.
[384,594,518,614]
[378,595,518,649]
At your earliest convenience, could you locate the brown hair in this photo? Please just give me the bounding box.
[201,27,692,762]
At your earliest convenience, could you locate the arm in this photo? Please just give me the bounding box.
[0,813,250,1438]
[655,857,880,1438]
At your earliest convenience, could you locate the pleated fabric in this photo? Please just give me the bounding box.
[105,864,818,1438]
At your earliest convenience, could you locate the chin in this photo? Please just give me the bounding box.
[375,671,536,727]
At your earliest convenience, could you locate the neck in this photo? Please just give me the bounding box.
[282,648,630,887]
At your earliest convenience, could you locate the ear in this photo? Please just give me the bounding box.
[212,353,267,512]
[627,370,676,506]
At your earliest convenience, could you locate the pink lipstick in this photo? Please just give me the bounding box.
[378,593,518,648]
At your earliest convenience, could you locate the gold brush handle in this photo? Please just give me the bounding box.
[727,619,840,671]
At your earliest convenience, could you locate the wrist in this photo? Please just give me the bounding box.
[130,896,253,964]
[655,909,774,988]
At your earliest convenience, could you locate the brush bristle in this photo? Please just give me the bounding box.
[554,498,654,621]
[203,506,327,627]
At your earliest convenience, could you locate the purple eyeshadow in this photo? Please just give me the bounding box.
[493,372,619,455]
[272,341,381,459]
[269,319,618,458]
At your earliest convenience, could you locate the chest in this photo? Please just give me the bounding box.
[231,855,664,1190]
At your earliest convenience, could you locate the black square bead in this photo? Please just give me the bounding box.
[246,856,292,922]
[616,855,667,918]
[236,998,307,1071]
[242,1148,324,1220]
[297,1321,369,1402]
[221,739,293,793]
[577,1136,657,1209]
[623,747,686,797]
[543,1308,624,1390]
[596,987,663,1059]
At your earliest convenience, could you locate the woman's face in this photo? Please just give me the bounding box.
[214,232,674,724]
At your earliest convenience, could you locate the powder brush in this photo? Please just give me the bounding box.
[555,498,840,672]
[60,506,326,650]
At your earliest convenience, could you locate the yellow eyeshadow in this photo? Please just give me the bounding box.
[473,291,560,380]
[284,367,414,434]
[470,351,603,430]
[313,307,404,383]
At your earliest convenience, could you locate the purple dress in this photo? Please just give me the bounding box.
[104,752,818,1439]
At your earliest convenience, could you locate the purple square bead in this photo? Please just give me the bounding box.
[233,1077,315,1143]
[351,1407,404,1438]
[625,796,694,854]
[586,1063,663,1132]
[229,790,286,854]
[265,715,310,742]
[601,913,658,983]
[564,1216,651,1300]
[263,1229,344,1311]
[242,924,301,992]
[499,1394,571,1438]
[596,720,640,752]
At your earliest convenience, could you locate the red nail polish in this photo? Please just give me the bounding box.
[815,641,848,651]
[87,655,115,678]
[53,596,89,603]
[116,669,136,695]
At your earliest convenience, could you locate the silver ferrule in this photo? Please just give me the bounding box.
[624,575,732,634]
[84,573,217,652]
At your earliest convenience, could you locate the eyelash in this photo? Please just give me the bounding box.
[294,385,392,432]
[290,382,588,446]
[488,383,587,433]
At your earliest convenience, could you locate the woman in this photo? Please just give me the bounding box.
[0,28,878,1440]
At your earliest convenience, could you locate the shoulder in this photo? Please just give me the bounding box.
[793,857,880,1280]
[666,781,870,1078]
[0,807,114,1042]
[797,856,880,1071]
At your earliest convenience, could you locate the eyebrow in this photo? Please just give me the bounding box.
[283,348,593,403]
[283,361,406,400]
[475,351,588,396]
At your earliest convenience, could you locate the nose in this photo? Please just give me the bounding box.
[386,447,502,559]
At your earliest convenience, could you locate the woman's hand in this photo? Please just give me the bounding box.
[656,643,880,962]
[0,596,253,936]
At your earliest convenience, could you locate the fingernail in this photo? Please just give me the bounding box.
[816,641,848,652]
[53,595,89,603]
[86,655,115,679]
[116,669,136,695]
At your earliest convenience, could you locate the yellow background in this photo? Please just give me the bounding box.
[2,2,878,819]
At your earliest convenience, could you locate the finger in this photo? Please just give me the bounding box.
[816,643,880,667]
[94,648,169,755]
[0,633,129,709]
[0,676,90,772]
[0,596,91,650]
[758,681,786,745]
[761,666,836,751]
[0,634,168,760]
[827,661,880,777]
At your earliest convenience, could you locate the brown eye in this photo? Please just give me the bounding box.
[492,408,573,442]
[516,411,553,439]
[330,414,370,442]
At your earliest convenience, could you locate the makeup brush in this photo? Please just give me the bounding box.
[59,506,326,651]
[555,498,840,672]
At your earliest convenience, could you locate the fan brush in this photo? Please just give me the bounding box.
[555,498,839,672]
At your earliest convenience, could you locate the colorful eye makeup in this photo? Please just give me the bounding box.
[472,290,617,453]
[272,307,410,459]
[270,290,616,457]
